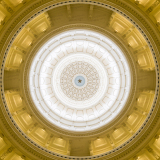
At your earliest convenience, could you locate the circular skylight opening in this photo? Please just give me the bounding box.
[29,29,131,132]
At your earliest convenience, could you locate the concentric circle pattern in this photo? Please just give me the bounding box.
[29,30,131,132]
[53,54,106,108]
[59,59,100,101]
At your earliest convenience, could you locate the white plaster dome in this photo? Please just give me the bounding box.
[29,30,131,132]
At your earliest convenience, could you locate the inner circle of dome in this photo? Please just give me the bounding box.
[29,29,131,132]
[60,59,100,101]
[53,54,106,108]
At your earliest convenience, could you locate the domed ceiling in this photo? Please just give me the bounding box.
[0,0,159,160]
[29,29,131,132]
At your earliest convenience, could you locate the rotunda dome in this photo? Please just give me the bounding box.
[29,29,131,132]
[0,0,159,160]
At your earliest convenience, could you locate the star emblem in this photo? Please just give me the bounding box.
[78,79,82,83]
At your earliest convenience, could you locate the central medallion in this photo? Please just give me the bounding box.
[74,76,85,87]
[60,61,99,101]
